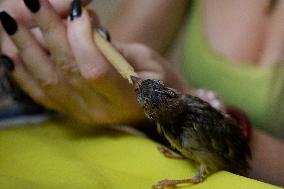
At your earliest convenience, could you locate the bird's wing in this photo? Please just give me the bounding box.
[182,94,250,172]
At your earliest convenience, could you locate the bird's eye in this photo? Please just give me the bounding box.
[165,89,177,98]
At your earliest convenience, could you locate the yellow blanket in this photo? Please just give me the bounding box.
[0,121,280,189]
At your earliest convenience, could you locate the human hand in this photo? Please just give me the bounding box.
[0,0,188,126]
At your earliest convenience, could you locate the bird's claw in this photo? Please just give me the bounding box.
[152,179,177,189]
[152,176,203,189]
[157,146,184,159]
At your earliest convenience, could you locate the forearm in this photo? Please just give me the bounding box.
[248,129,284,187]
[108,0,190,54]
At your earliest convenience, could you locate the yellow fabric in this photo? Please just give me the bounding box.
[0,121,280,188]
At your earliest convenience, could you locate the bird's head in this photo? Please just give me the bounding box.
[131,76,180,120]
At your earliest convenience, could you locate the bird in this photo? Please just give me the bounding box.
[131,76,251,189]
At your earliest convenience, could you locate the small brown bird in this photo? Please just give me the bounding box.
[131,77,251,189]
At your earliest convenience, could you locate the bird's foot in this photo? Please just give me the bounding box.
[152,176,202,189]
[157,146,184,159]
[152,179,178,189]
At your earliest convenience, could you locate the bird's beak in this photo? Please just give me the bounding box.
[131,76,143,88]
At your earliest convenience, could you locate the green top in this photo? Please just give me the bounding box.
[183,0,283,136]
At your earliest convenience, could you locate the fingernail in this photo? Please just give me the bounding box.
[0,55,15,71]
[23,0,40,13]
[0,11,18,35]
[70,0,82,21]
[98,26,111,42]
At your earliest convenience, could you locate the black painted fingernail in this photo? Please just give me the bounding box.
[23,0,40,13]
[0,55,15,71]
[0,11,18,35]
[70,0,82,21]
[98,26,111,42]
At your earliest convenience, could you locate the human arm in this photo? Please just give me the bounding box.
[248,129,284,187]
[108,0,190,53]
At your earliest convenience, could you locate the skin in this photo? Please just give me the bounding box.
[205,0,284,67]
[108,0,189,53]
[0,0,283,186]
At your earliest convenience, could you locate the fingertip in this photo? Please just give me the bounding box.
[0,11,18,35]
[97,26,111,42]
[68,5,99,29]
[0,54,15,71]
[23,0,40,14]
[70,0,82,21]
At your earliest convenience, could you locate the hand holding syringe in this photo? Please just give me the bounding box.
[93,30,138,84]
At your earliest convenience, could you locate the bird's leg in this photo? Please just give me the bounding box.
[152,165,207,189]
[157,145,184,159]
[152,176,201,189]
